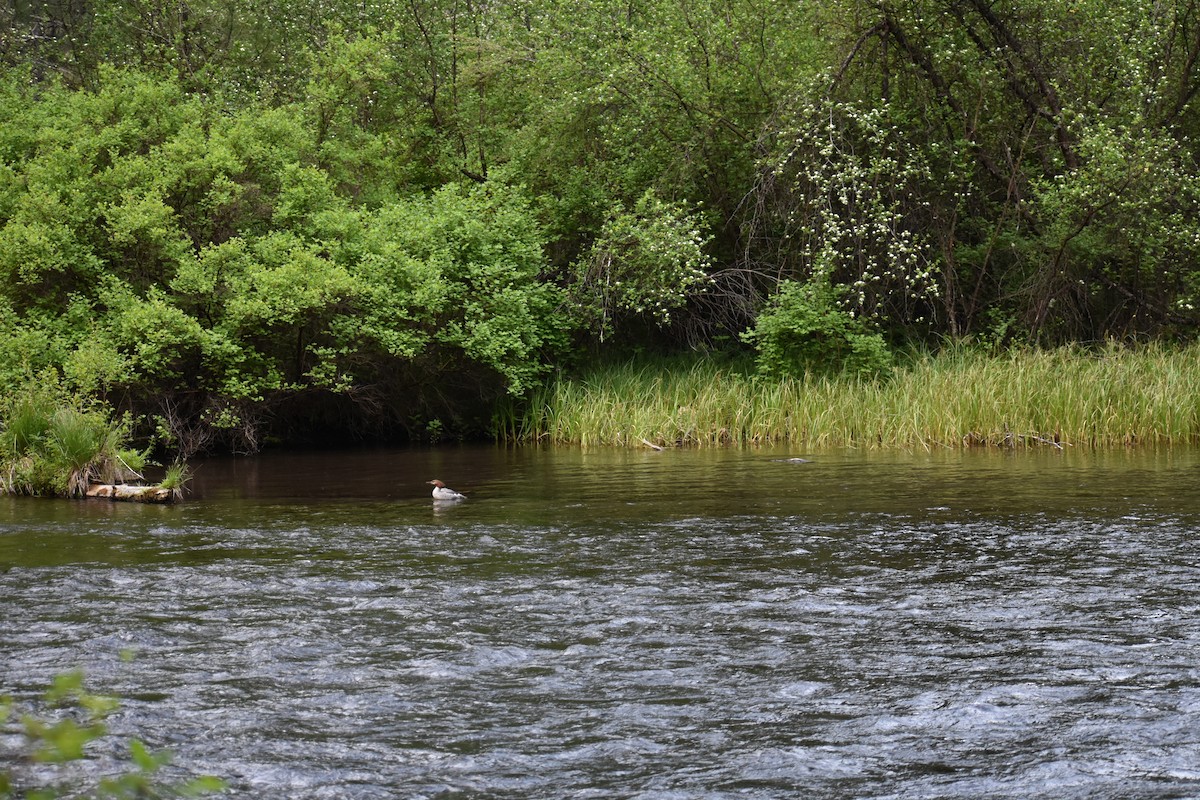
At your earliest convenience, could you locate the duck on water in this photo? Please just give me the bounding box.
[428,479,466,501]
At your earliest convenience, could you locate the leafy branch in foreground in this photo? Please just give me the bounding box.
[0,670,224,799]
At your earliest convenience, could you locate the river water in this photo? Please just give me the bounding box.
[3,445,1200,798]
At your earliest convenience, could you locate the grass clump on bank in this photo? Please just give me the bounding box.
[502,343,1200,449]
[0,386,147,497]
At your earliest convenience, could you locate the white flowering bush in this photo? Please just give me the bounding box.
[778,99,941,328]
[571,190,713,341]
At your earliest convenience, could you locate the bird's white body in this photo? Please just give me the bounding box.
[428,479,466,501]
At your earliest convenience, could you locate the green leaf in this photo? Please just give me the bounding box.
[179,775,228,796]
[129,739,170,773]
[28,716,106,763]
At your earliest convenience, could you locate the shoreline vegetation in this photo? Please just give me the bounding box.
[501,345,1200,450]
[0,389,188,501]
[6,3,1200,467]
[5,343,1198,500]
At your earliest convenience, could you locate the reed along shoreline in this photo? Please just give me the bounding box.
[499,344,1200,450]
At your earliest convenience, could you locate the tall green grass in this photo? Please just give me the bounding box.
[501,343,1200,448]
[0,388,146,497]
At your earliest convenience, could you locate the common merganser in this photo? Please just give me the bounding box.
[427,479,466,501]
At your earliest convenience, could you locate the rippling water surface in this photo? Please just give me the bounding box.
[4,446,1200,798]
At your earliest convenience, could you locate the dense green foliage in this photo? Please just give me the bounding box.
[3,0,1200,449]
[742,280,893,378]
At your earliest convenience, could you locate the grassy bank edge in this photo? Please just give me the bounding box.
[0,387,189,500]
[498,344,1200,449]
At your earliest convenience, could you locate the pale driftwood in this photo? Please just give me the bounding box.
[86,483,177,504]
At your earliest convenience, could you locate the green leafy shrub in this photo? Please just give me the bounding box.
[743,279,893,378]
[1026,121,1200,339]
[0,64,581,446]
[351,181,571,396]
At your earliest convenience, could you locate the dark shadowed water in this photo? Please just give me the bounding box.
[3,445,1200,798]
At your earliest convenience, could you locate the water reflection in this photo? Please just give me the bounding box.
[3,446,1200,798]
[159,443,1200,522]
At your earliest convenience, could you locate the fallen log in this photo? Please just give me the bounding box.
[86,483,178,504]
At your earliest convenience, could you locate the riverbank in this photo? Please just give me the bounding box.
[502,344,1200,449]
